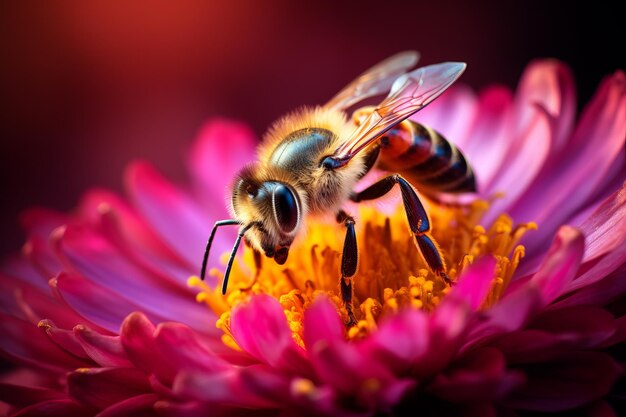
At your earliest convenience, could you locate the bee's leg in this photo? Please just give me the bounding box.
[336,210,358,327]
[350,175,451,285]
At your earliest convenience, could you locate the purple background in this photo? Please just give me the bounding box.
[1,1,624,257]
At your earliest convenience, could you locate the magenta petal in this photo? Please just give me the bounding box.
[530,305,616,347]
[95,394,158,417]
[514,60,576,151]
[448,256,496,310]
[363,309,428,374]
[462,86,514,189]
[510,71,626,246]
[0,313,89,372]
[153,322,229,372]
[303,296,345,343]
[173,367,278,408]
[78,189,183,263]
[74,324,132,367]
[428,347,524,402]
[502,351,621,412]
[53,272,168,332]
[125,162,226,270]
[67,367,151,410]
[230,294,310,374]
[575,183,626,263]
[37,319,90,359]
[53,225,211,331]
[19,208,71,242]
[494,306,616,363]
[188,119,258,206]
[120,312,174,384]
[11,399,93,417]
[0,383,66,408]
[466,285,543,347]
[529,226,584,305]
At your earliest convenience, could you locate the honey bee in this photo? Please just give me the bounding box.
[200,51,474,325]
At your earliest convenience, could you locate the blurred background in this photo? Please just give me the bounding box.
[1,0,624,256]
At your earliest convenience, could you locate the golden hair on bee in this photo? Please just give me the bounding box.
[258,106,352,163]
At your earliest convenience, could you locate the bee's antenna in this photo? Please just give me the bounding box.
[200,219,240,281]
[221,222,256,295]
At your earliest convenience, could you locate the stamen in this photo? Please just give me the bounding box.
[189,199,535,345]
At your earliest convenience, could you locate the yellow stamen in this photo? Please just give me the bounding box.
[188,199,534,345]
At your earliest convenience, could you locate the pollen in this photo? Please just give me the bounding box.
[189,198,535,345]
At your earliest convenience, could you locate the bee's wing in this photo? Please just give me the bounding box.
[333,62,466,161]
[325,51,420,110]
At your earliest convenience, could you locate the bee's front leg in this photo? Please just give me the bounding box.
[336,210,358,327]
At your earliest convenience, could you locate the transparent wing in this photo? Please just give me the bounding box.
[332,62,467,162]
[325,51,420,110]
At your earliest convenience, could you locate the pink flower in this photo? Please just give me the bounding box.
[1,60,625,417]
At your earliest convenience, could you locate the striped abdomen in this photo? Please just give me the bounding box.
[376,120,476,194]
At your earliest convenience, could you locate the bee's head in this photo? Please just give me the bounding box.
[231,167,303,264]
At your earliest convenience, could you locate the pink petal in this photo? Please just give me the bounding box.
[515,60,576,152]
[461,86,514,189]
[566,238,626,296]
[21,237,63,286]
[95,201,195,289]
[95,394,158,417]
[52,224,212,331]
[78,189,183,264]
[0,383,66,408]
[0,273,85,329]
[529,226,584,305]
[19,208,71,241]
[466,285,543,348]
[447,256,496,310]
[67,367,151,410]
[493,306,617,363]
[418,297,470,377]
[362,308,428,374]
[120,312,175,384]
[153,322,230,373]
[10,399,93,417]
[37,319,90,359]
[502,351,621,412]
[302,296,345,343]
[303,299,414,408]
[575,183,626,263]
[0,313,89,372]
[74,324,133,367]
[187,119,258,207]
[52,273,168,333]
[483,60,577,216]
[1,255,50,294]
[428,347,524,402]
[530,305,616,347]
[230,294,311,375]
[510,71,626,246]
[173,367,278,408]
[555,263,626,308]
[125,162,229,272]
[482,103,551,222]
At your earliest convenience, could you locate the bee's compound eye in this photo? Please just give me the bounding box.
[272,184,299,234]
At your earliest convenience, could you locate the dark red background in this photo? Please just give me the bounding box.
[1,1,624,256]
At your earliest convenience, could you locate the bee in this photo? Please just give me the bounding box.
[200,51,474,325]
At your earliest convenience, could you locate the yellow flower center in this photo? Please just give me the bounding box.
[189,199,535,348]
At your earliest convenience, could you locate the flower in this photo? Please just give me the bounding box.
[1,60,625,417]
